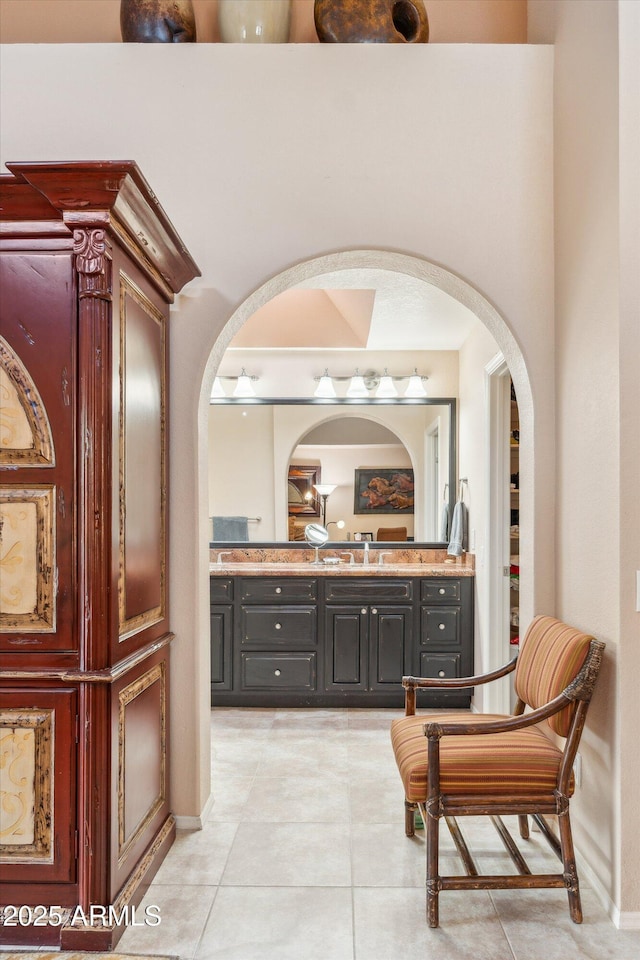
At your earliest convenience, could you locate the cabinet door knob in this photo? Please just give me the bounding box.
[438,670,446,677]
[439,588,446,595]
[275,586,282,594]
[275,622,282,630]
[274,669,281,676]
[439,622,446,630]
[361,608,367,615]
[371,608,378,615]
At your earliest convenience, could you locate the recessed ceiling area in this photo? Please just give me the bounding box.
[229,269,481,351]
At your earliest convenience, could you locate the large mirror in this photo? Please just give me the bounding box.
[209,398,456,546]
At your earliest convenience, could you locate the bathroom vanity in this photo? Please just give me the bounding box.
[209,550,474,708]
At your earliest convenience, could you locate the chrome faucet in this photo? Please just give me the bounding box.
[340,552,355,565]
[216,551,232,566]
[362,541,370,565]
[378,551,392,566]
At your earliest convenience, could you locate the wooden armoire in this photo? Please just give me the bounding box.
[0,162,200,949]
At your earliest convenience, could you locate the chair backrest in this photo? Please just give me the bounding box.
[376,526,408,541]
[514,615,595,737]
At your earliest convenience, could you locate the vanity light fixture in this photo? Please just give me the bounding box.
[375,369,398,399]
[210,376,226,399]
[209,370,260,401]
[314,369,337,398]
[313,369,428,400]
[404,369,428,398]
[346,370,369,398]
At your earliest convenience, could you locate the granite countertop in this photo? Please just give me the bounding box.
[209,561,473,577]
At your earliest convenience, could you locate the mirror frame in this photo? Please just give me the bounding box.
[209,396,457,549]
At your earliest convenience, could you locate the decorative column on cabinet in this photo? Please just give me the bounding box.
[0,162,200,949]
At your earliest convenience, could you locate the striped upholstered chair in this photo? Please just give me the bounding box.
[390,615,605,927]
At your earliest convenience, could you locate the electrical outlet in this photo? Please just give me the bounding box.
[573,753,582,788]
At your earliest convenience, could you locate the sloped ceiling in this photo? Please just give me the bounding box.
[229,269,479,350]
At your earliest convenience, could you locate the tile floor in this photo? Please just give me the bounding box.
[113,707,640,960]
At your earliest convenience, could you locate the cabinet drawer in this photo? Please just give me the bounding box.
[240,578,317,603]
[419,653,461,679]
[210,577,233,602]
[421,608,461,645]
[240,606,316,645]
[241,652,317,691]
[324,579,412,602]
[421,579,461,602]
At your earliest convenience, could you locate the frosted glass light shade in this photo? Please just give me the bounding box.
[376,374,398,398]
[210,377,225,398]
[346,374,368,398]
[404,373,427,398]
[234,370,255,397]
[314,483,337,497]
[314,374,337,398]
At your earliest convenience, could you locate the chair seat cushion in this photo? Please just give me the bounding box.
[390,714,570,801]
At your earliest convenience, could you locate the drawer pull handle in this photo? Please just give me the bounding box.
[275,622,282,630]
[439,623,446,630]
[371,607,378,615]
[275,587,282,594]
[274,669,281,676]
[361,608,367,615]
[439,588,446,595]
[438,670,446,678]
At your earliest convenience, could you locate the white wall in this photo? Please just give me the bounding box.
[529,0,640,924]
[0,42,555,867]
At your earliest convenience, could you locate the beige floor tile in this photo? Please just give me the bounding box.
[490,886,640,960]
[195,887,354,960]
[221,822,352,886]
[151,822,238,885]
[354,887,517,960]
[349,775,407,823]
[116,883,216,960]
[243,775,350,822]
[207,775,255,821]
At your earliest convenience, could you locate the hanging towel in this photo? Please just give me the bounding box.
[212,516,249,541]
[447,501,467,557]
[439,500,450,542]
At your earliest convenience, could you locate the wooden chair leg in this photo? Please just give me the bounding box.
[518,814,530,839]
[426,798,440,928]
[558,806,583,923]
[405,800,417,837]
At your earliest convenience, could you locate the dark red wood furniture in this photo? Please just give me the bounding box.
[0,162,199,948]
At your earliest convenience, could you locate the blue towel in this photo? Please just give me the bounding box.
[447,501,467,557]
[212,516,249,541]
[439,501,450,541]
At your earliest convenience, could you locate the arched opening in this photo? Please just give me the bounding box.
[188,249,537,824]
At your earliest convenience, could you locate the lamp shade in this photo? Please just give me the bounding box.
[210,376,226,398]
[404,371,427,398]
[376,372,398,398]
[234,369,255,397]
[346,373,368,398]
[314,483,337,497]
[314,372,337,398]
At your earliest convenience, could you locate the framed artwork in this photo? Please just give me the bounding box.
[288,465,321,517]
[354,468,414,515]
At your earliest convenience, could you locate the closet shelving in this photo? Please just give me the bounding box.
[510,381,520,645]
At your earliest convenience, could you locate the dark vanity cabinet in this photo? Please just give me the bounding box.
[323,579,414,695]
[210,574,474,708]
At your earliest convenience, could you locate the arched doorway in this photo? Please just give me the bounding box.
[173,249,543,826]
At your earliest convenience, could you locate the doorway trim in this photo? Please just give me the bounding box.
[485,353,512,714]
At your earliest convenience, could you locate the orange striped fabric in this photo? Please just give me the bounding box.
[390,714,569,802]
[514,615,593,737]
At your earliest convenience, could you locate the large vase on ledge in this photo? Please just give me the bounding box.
[120,0,197,42]
[315,0,429,43]
[218,0,292,43]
